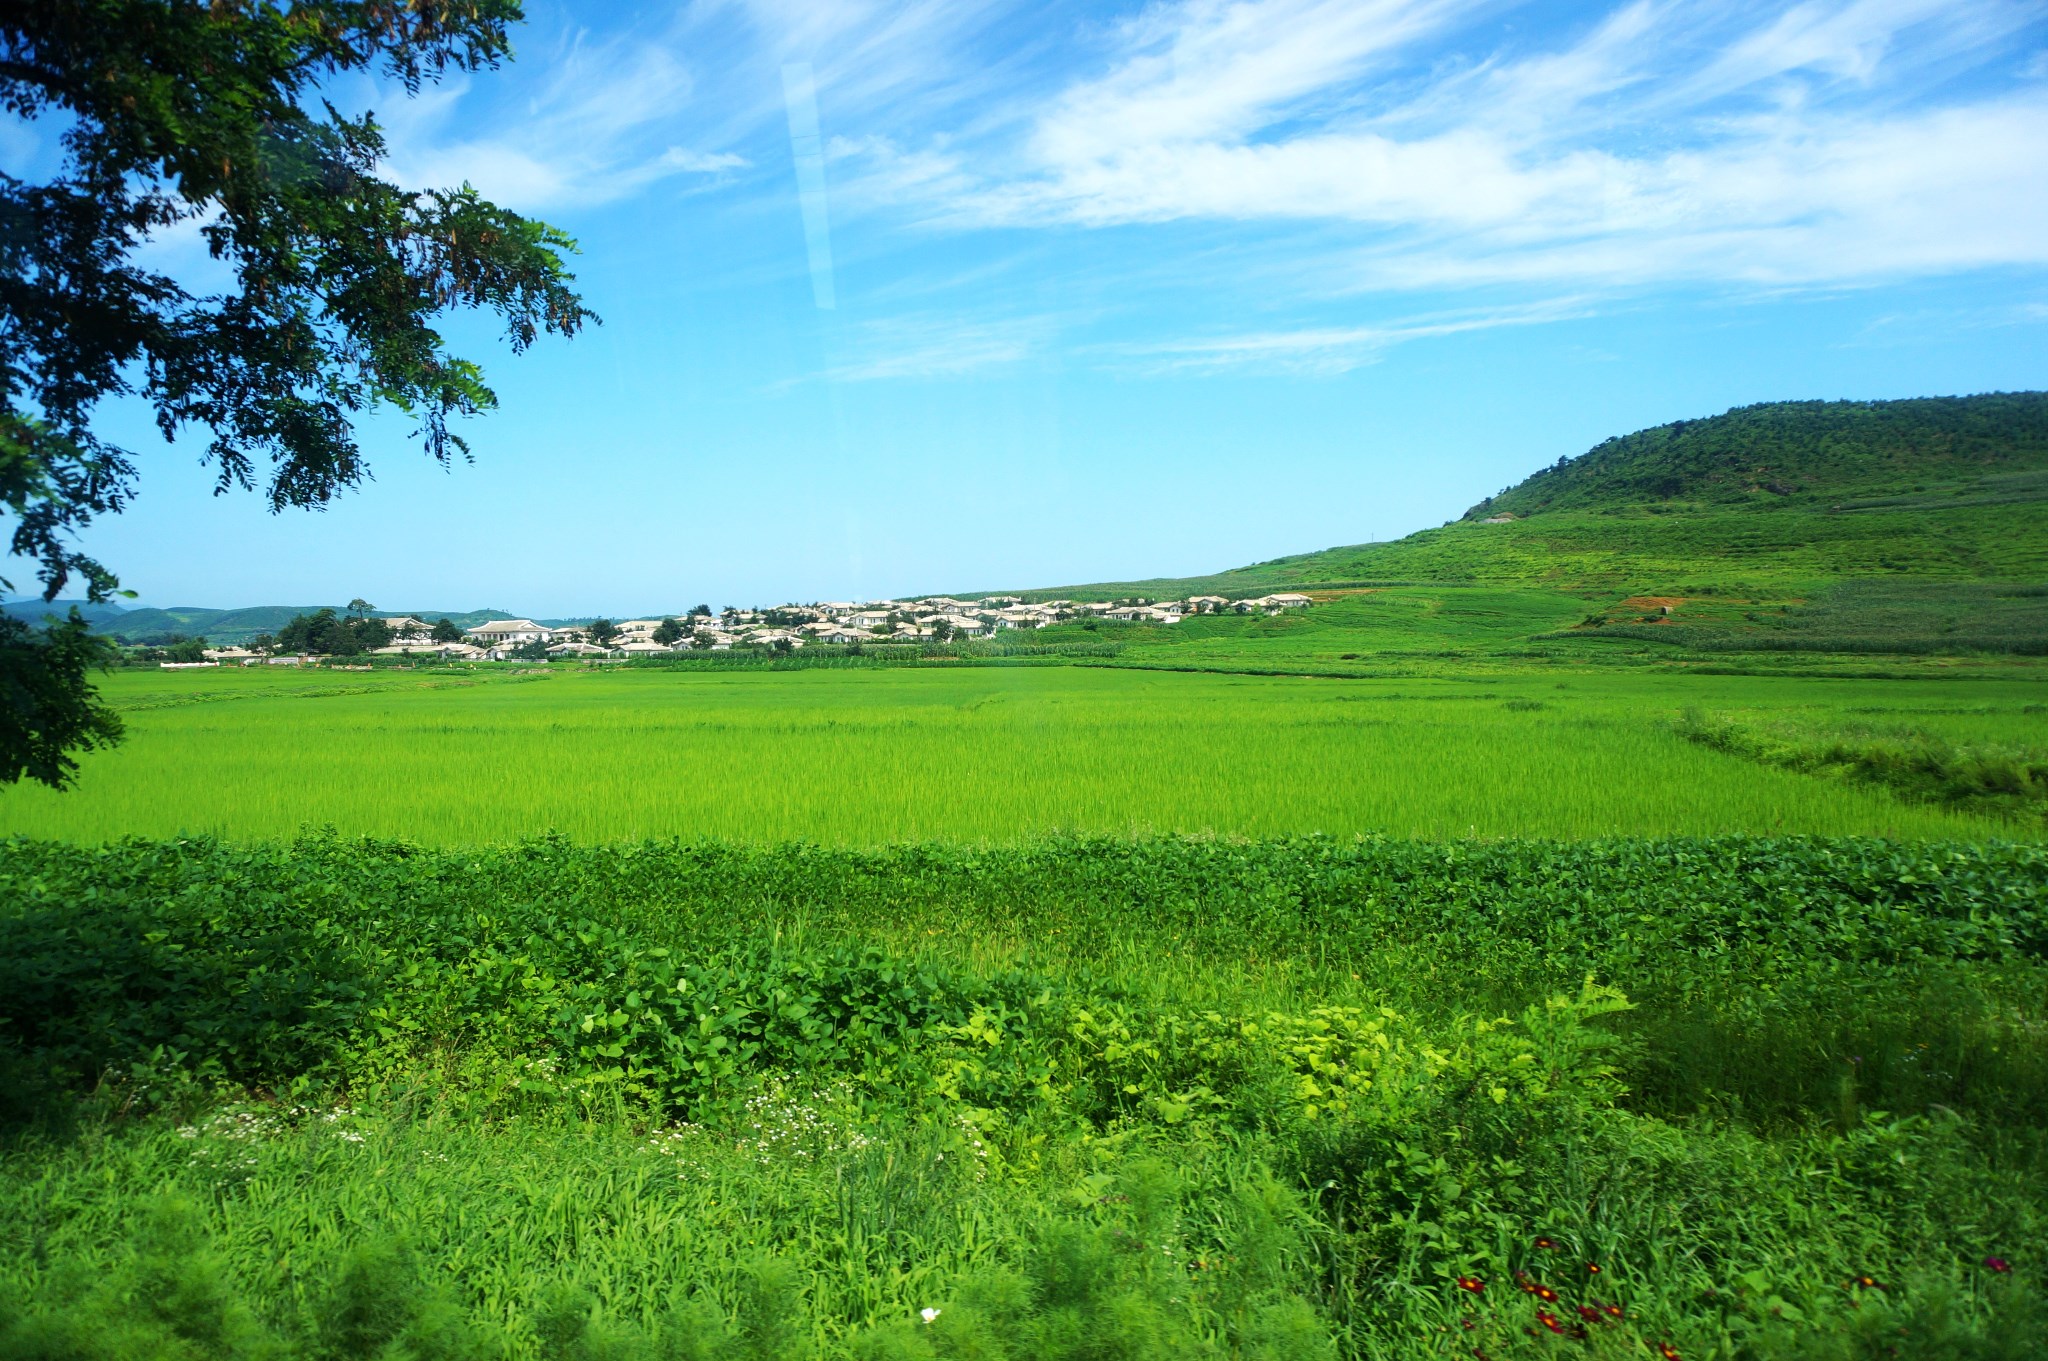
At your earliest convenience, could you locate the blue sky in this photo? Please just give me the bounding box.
[22,0,2048,615]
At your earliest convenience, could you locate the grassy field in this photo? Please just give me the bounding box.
[1,662,2040,843]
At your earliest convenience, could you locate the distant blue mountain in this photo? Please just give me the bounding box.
[1,598,132,627]
[2,600,521,644]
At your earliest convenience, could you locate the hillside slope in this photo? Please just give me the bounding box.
[1007,392,2048,600]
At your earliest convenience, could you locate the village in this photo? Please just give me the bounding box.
[193,592,1316,663]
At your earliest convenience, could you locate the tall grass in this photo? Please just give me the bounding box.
[1676,707,2048,825]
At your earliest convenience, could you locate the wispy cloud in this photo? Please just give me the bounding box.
[372,26,749,212]
[841,0,2048,291]
[819,312,1056,382]
[1098,298,1601,375]
[345,0,2048,380]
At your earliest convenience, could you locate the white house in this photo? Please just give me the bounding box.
[468,619,553,645]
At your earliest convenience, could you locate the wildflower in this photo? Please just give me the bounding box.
[1515,1271,1538,1294]
[1534,1236,1559,1251]
[1586,1262,1603,1275]
[1535,1310,1564,1334]
[1577,1305,1603,1323]
[1456,1276,1486,1295]
[1656,1344,1681,1361]
[1984,1257,2011,1274]
[1533,1284,1560,1304]
[921,1308,941,1324]
[1461,1317,1478,1330]
[1602,1303,1625,1320]
[1852,1274,1885,1292]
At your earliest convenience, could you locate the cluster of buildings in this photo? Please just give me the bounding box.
[197,592,1315,663]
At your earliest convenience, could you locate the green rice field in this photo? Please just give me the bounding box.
[0,663,2037,843]
[8,659,2048,1359]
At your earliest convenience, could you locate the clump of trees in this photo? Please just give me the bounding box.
[276,603,391,657]
[136,636,212,663]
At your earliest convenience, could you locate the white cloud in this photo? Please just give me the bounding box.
[372,31,747,211]
[1100,297,1600,375]
[1031,0,1474,159]
[841,0,2048,293]
[818,313,1053,381]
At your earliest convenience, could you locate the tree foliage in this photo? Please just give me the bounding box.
[0,0,592,783]
[0,610,122,787]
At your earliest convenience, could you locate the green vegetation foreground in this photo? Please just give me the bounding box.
[2,665,2041,843]
[3,834,2045,1358]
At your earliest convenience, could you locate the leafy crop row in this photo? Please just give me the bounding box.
[3,834,2044,1358]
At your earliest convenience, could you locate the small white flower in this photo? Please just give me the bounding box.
[921,1308,942,1324]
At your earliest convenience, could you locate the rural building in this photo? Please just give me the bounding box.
[468,619,553,645]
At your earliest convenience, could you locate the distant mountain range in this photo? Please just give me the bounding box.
[0,602,539,646]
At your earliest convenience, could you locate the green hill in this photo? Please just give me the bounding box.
[1004,392,2048,601]
[1463,392,2048,519]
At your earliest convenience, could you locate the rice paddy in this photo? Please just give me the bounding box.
[1,663,2037,844]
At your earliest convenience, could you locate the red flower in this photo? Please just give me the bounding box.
[1656,1345,1682,1361]
[1534,1284,1560,1304]
[1534,1236,1560,1250]
[1461,1316,1478,1331]
[1515,1271,1539,1294]
[1457,1276,1486,1295]
[1602,1303,1626,1320]
[1984,1257,2011,1274]
[1586,1262,1603,1275]
[1852,1275,1885,1292]
[1536,1310,1565,1334]
[1577,1305,1603,1322]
